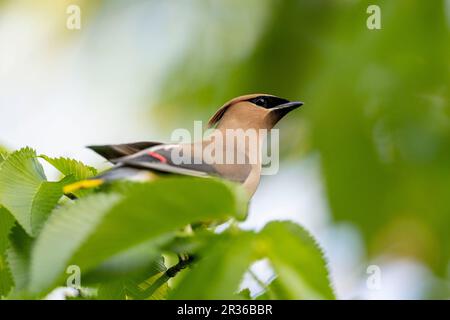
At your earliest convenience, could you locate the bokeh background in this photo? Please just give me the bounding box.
[1,0,449,299]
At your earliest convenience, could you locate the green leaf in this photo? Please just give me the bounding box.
[30,177,247,294]
[169,231,258,299]
[0,148,66,236]
[170,221,335,300]
[140,277,169,300]
[39,155,98,198]
[0,259,13,298]
[5,225,33,296]
[96,258,168,300]
[39,155,97,181]
[255,278,284,300]
[260,221,335,299]
[0,207,15,297]
[30,193,120,294]
[238,288,252,299]
[39,155,97,179]
[82,240,165,285]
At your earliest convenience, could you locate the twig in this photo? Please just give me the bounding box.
[140,254,194,298]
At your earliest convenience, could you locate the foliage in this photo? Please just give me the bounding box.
[0,148,69,236]
[0,148,334,299]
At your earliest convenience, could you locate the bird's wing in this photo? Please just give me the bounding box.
[64,143,252,194]
[87,141,163,160]
[110,144,220,178]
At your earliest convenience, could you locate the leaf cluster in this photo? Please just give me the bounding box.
[0,148,334,299]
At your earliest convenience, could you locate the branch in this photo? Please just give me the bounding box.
[141,255,194,298]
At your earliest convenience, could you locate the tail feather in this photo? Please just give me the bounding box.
[87,142,162,161]
[63,166,158,194]
[63,179,104,194]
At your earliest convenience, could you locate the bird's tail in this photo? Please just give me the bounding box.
[63,166,157,194]
[63,178,104,194]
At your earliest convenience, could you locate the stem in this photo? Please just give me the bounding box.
[141,255,194,298]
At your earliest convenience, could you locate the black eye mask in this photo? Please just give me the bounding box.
[248,96,290,109]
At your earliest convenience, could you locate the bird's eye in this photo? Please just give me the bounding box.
[254,97,267,108]
[247,95,290,109]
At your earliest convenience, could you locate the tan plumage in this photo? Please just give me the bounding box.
[64,94,303,197]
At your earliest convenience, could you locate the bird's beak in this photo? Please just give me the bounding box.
[276,101,303,111]
[272,101,304,112]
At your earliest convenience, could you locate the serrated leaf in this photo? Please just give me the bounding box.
[170,221,334,300]
[169,231,258,299]
[39,155,97,179]
[39,155,97,181]
[39,155,98,198]
[5,225,33,296]
[260,221,335,299]
[0,148,66,236]
[30,193,120,293]
[30,177,247,294]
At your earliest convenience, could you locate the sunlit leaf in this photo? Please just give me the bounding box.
[30,178,248,294]
[170,231,258,299]
[0,148,67,236]
[39,155,97,180]
[260,221,335,299]
[5,225,34,297]
[39,155,98,198]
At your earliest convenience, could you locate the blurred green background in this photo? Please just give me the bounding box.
[0,0,449,298]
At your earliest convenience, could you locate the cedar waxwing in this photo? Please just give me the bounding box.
[64,94,303,197]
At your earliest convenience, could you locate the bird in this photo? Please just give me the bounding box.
[64,94,303,197]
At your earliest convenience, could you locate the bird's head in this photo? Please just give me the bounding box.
[208,94,303,130]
